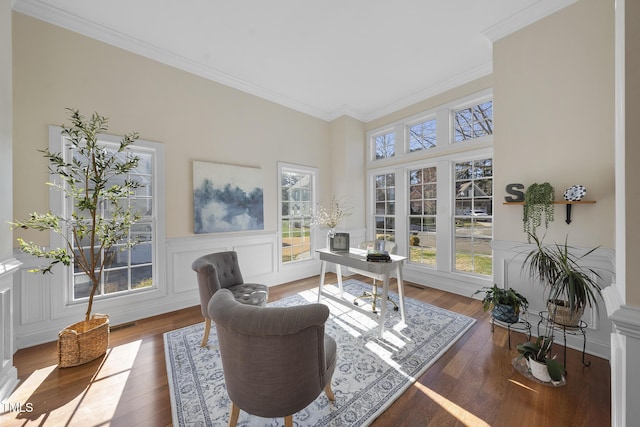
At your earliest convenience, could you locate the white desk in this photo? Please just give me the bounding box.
[316,248,406,337]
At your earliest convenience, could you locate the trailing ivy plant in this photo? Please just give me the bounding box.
[11,109,141,322]
[523,182,555,242]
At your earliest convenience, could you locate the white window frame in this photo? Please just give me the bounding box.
[365,89,493,286]
[48,126,166,318]
[277,162,318,267]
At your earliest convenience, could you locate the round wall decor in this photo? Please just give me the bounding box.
[563,185,586,201]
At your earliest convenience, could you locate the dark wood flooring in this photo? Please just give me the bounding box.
[1,274,610,426]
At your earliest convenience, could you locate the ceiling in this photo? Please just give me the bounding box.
[13,0,576,122]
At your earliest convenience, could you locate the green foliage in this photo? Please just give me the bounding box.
[522,232,602,312]
[11,108,141,321]
[523,182,555,242]
[516,336,565,382]
[472,284,529,314]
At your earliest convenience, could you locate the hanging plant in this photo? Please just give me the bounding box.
[523,182,555,241]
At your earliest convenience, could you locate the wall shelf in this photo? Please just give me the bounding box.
[503,200,596,224]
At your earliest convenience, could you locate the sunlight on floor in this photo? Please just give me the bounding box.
[508,378,539,392]
[0,339,142,426]
[413,381,492,427]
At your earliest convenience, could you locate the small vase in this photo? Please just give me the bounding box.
[527,358,552,382]
[327,228,335,249]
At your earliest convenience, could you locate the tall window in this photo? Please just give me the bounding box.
[280,165,315,263]
[375,173,395,241]
[454,158,493,275]
[367,91,493,282]
[408,167,437,266]
[50,129,161,302]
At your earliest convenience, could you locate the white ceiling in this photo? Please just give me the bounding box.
[13,0,576,122]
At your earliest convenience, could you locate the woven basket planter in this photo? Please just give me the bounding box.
[58,314,110,368]
[547,301,584,327]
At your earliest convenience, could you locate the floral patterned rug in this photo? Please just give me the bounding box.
[164,279,476,426]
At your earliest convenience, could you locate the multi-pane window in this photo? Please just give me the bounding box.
[67,141,157,300]
[408,167,437,266]
[409,118,437,152]
[375,131,395,159]
[454,158,493,275]
[280,168,314,263]
[454,101,493,142]
[375,173,395,241]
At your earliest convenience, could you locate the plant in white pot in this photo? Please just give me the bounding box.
[12,108,141,367]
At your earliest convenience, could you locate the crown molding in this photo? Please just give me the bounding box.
[12,0,334,121]
[362,62,493,123]
[482,0,578,42]
[12,0,576,124]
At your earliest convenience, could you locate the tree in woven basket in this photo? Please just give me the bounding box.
[12,108,141,322]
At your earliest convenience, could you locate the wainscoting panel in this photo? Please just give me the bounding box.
[19,269,48,325]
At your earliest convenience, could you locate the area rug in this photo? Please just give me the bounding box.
[164,279,475,426]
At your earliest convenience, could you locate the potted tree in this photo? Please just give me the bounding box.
[12,108,141,367]
[473,284,528,323]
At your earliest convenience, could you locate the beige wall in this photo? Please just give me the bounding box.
[1,0,12,258]
[493,0,615,249]
[12,13,335,243]
[625,0,640,306]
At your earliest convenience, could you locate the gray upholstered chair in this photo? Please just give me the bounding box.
[353,240,398,313]
[192,251,268,347]
[209,289,336,427]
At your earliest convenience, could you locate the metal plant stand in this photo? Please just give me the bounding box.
[491,315,531,349]
[537,310,590,371]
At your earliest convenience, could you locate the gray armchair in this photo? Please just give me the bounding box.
[192,251,268,347]
[209,289,336,427]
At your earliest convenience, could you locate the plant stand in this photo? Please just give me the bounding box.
[491,315,531,349]
[537,310,590,371]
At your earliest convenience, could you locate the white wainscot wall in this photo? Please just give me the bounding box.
[493,240,616,360]
[13,231,325,350]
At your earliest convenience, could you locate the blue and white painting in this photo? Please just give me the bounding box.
[193,161,264,234]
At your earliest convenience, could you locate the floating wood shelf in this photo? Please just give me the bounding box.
[503,200,596,224]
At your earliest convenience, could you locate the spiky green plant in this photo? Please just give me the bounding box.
[12,108,141,321]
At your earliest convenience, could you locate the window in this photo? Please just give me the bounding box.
[454,158,493,275]
[374,131,395,159]
[408,167,437,266]
[409,118,437,152]
[375,173,396,241]
[454,100,493,142]
[279,164,316,263]
[50,129,162,302]
[366,91,493,284]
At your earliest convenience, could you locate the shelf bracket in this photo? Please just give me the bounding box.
[565,204,572,224]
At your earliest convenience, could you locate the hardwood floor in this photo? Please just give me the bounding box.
[1,275,610,426]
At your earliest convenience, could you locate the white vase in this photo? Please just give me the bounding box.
[527,358,552,382]
[327,228,335,249]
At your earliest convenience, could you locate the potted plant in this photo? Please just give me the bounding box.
[522,232,603,327]
[516,334,564,383]
[473,284,528,323]
[523,182,555,242]
[11,108,141,367]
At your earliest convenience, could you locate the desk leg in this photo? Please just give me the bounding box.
[336,264,344,297]
[378,274,390,338]
[318,260,327,303]
[396,264,406,324]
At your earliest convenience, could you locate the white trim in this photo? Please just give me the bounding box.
[482,0,578,42]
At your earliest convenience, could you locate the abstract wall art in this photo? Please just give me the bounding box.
[193,161,264,234]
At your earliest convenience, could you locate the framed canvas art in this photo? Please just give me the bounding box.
[193,161,264,234]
